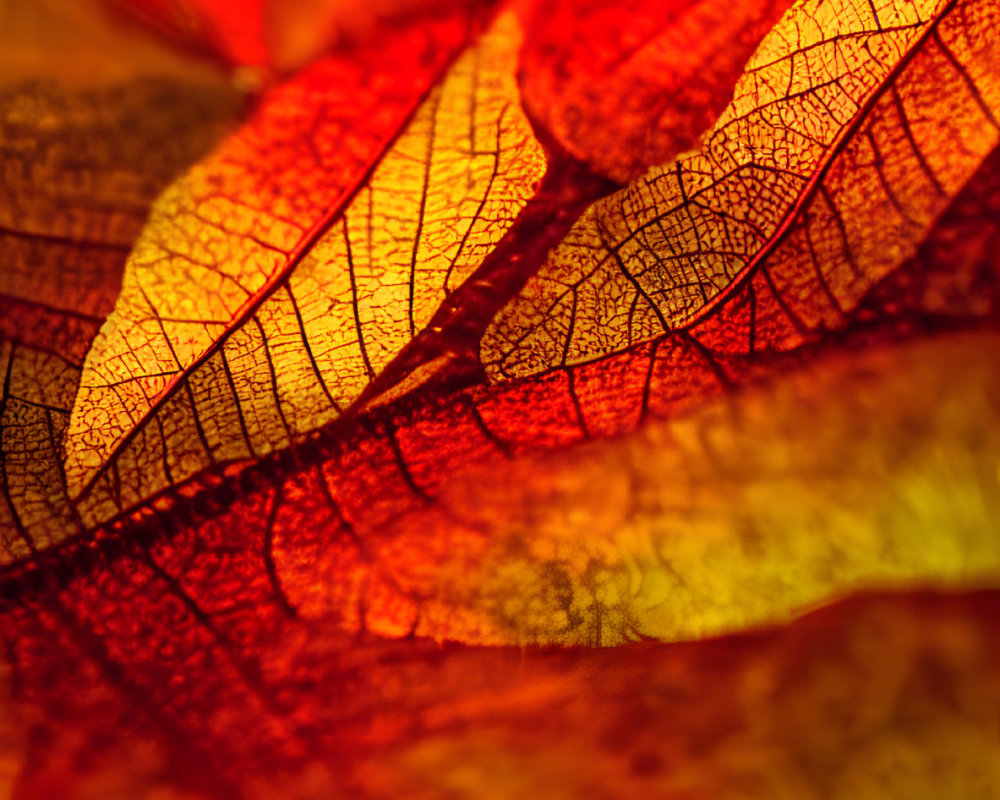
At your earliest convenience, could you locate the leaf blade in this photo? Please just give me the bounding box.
[482,0,1000,378]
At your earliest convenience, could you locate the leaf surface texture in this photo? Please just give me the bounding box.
[483,0,1000,378]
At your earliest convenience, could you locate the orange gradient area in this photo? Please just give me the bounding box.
[102,0,271,69]
[355,594,1000,800]
[64,10,546,531]
[103,0,473,74]
[0,341,89,563]
[0,0,243,320]
[484,0,1000,378]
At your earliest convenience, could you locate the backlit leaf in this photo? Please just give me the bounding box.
[64,7,548,529]
[483,0,1000,378]
[0,0,998,795]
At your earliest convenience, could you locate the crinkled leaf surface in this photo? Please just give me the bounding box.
[1,0,999,796]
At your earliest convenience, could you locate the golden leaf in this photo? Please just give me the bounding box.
[63,9,546,528]
[483,0,1000,378]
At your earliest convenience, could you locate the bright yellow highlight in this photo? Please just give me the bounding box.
[483,0,1000,378]
[65,12,546,525]
[381,333,1000,646]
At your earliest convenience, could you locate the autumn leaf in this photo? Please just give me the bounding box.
[483,0,999,377]
[1,0,999,796]
[58,0,832,532]
[60,3,535,530]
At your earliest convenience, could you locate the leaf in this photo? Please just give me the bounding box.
[62,6,552,530]
[0,0,246,564]
[518,0,795,182]
[0,0,993,633]
[5,564,1000,795]
[1,0,999,795]
[9,127,997,633]
[54,0,828,534]
[482,0,1000,379]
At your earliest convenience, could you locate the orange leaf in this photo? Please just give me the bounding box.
[1,0,999,795]
[519,0,795,181]
[483,0,1000,378]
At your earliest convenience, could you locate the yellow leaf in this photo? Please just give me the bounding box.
[483,0,1000,378]
[65,10,547,528]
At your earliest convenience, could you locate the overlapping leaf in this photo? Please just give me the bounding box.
[483,0,1000,377]
[53,0,849,535]
[63,7,548,529]
[0,0,994,631]
[8,140,995,641]
[0,0,999,795]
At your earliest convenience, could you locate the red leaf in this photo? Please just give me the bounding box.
[1,0,999,796]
